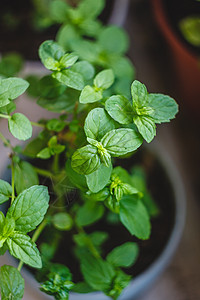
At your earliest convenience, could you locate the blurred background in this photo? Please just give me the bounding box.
[0,0,200,299]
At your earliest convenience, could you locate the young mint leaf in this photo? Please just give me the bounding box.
[71,145,100,175]
[107,270,131,299]
[53,69,84,90]
[84,108,115,140]
[14,161,39,194]
[101,128,143,156]
[78,0,105,19]
[87,138,111,167]
[37,147,51,159]
[76,201,104,226]
[0,53,23,77]
[49,0,69,23]
[98,25,129,54]
[8,113,32,141]
[147,93,178,123]
[131,80,148,108]
[0,179,12,204]
[39,40,65,69]
[46,118,66,132]
[40,264,74,300]
[0,265,24,300]
[105,95,133,125]
[52,212,73,231]
[38,75,66,99]
[86,163,112,193]
[71,61,95,81]
[133,115,156,143]
[0,102,16,115]
[65,159,87,191]
[119,195,151,239]
[59,53,78,68]
[79,85,102,104]
[0,78,29,107]
[80,253,115,292]
[2,217,15,239]
[6,232,42,268]
[7,185,49,233]
[106,242,139,268]
[94,69,114,90]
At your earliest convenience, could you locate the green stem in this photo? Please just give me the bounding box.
[0,113,10,119]
[52,153,59,174]
[77,225,100,259]
[11,160,15,205]
[31,121,45,128]
[17,218,48,272]
[34,167,55,179]
[0,132,13,149]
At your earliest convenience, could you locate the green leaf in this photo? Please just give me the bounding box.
[76,202,104,226]
[0,102,16,114]
[59,53,78,68]
[23,132,51,158]
[119,195,151,239]
[7,185,49,233]
[0,53,23,77]
[78,0,105,19]
[86,163,112,193]
[147,93,178,123]
[79,85,102,104]
[53,69,84,90]
[37,147,51,159]
[84,108,115,140]
[179,16,200,47]
[0,265,24,300]
[105,95,133,125]
[94,69,114,90]
[133,115,156,143]
[46,119,66,132]
[38,75,66,99]
[65,159,87,191]
[131,80,148,108]
[52,212,73,231]
[0,179,12,204]
[106,242,139,267]
[6,232,42,268]
[80,253,115,292]
[71,145,100,175]
[72,282,95,293]
[101,128,143,156]
[14,161,39,194]
[71,61,95,81]
[49,0,69,23]
[107,270,131,299]
[110,56,134,80]
[98,25,129,54]
[37,88,79,113]
[40,264,74,299]
[8,113,32,141]
[39,40,65,68]
[0,78,29,107]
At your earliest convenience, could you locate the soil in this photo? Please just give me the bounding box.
[0,0,115,60]
[162,0,200,56]
[39,147,176,283]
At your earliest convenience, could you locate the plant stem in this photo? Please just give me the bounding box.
[77,225,100,259]
[31,121,45,128]
[17,219,48,272]
[34,167,55,179]
[11,159,15,205]
[0,131,13,149]
[52,153,59,174]
[0,113,10,119]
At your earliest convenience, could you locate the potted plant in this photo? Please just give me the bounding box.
[151,0,200,115]
[0,0,183,299]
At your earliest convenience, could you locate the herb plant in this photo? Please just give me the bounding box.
[0,0,178,299]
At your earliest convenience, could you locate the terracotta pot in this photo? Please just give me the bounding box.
[151,0,200,115]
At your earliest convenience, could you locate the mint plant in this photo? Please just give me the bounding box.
[0,0,178,299]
